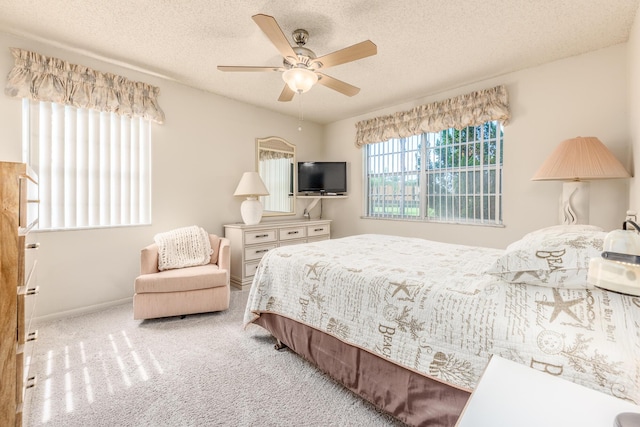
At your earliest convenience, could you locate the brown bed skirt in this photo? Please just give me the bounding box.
[254,313,470,427]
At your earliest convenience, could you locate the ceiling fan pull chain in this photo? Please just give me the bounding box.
[298,94,304,131]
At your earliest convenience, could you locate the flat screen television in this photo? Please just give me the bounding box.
[297,161,347,194]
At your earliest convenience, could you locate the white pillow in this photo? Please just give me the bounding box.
[486,225,606,288]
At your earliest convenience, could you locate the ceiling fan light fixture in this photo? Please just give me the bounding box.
[282,68,318,94]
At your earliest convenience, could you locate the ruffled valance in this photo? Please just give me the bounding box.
[4,48,165,124]
[259,150,294,161]
[355,85,509,147]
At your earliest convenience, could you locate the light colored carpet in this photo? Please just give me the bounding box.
[26,289,404,426]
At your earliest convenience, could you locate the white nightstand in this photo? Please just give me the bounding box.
[456,356,640,427]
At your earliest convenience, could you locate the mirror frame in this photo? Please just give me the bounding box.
[256,136,296,217]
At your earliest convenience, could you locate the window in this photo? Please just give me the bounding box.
[6,49,162,231]
[23,99,152,230]
[365,121,503,225]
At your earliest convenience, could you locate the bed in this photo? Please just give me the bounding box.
[243,226,640,426]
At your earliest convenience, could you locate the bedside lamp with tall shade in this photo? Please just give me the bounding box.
[531,136,630,224]
[234,171,269,225]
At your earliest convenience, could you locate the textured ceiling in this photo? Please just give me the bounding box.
[0,0,638,124]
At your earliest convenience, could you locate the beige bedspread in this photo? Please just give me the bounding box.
[244,234,640,404]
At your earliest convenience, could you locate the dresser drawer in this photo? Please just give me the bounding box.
[279,226,306,241]
[244,244,277,261]
[18,172,39,231]
[16,335,37,409]
[17,287,38,347]
[279,239,307,247]
[244,260,261,278]
[307,224,330,237]
[244,229,277,245]
[21,238,39,287]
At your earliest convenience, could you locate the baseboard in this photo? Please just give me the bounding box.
[34,297,133,322]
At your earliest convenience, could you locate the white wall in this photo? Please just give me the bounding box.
[322,45,631,248]
[629,6,640,215]
[0,32,324,318]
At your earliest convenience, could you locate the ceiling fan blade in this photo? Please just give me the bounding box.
[316,73,360,97]
[217,66,282,72]
[313,40,377,69]
[252,14,298,65]
[278,85,295,102]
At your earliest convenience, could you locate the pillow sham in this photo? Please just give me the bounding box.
[486,225,606,288]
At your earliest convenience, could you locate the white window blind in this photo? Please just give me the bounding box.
[23,99,151,230]
[365,121,503,225]
[259,157,293,212]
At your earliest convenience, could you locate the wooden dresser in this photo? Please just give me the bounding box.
[1,162,40,426]
[224,219,331,289]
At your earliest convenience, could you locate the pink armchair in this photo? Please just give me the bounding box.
[133,234,230,320]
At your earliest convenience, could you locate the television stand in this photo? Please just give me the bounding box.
[297,195,348,218]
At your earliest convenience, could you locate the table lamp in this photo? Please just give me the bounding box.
[531,136,630,224]
[234,171,269,225]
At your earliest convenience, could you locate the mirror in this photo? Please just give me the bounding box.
[256,136,295,216]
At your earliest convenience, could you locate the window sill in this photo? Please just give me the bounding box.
[360,216,505,228]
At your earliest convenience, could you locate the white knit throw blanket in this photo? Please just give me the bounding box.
[154,226,213,271]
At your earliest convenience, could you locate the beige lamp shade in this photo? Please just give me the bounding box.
[531,136,630,225]
[233,172,269,197]
[531,136,630,181]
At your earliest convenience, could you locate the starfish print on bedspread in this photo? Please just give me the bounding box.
[536,288,584,323]
[305,261,326,280]
[389,280,417,297]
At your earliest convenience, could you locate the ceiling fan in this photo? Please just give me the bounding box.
[217,14,377,102]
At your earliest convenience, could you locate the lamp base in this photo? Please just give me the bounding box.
[240,197,263,225]
[561,181,589,225]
